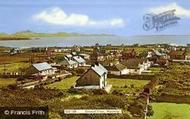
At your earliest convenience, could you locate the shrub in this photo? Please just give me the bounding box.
[92,89,107,95]
[112,90,124,96]
[147,104,154,116]
[7,84,18,90]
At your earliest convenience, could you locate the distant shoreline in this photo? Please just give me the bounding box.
[0,37,31,40]
[0,35,115,41]
[0,31,115,41]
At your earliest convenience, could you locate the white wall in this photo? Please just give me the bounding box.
[121,69,129,75]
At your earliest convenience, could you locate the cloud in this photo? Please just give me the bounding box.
[33,7,125,27]
[148,3,190,17]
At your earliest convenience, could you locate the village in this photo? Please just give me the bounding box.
[0,43,190,119]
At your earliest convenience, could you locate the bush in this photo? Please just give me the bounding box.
[17,76,25,81]
[7,84,18,90]
[75,68,86,75]
[92,89,107,95]
[147,104,154,116]
[68,88,93,95]
[112,90,124,96]
[104,95,128,108]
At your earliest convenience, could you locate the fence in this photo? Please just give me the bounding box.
[0,72,22,78]
[108,74,155,80]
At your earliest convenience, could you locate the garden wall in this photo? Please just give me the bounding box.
[108,74,155,80]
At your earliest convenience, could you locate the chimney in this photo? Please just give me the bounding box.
[95,62,99,66]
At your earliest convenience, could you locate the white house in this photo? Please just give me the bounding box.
[73,56,86,66]
[61,57,78,69]
[105,63,129,75]
[28,62,56,76]
[75,63,108,89]
[121,58,149,75]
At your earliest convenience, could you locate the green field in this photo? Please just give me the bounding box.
[47,76,78,90]
[149,103,190,119]
[0,78,16,88]
[47,77,149,94]
[108,78,149,94]
[0,62,29,73]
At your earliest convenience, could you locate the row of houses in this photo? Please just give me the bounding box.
[22,46,190,90]
[57,54,87,69]
[105,58,151,75]
[26,47,190,78]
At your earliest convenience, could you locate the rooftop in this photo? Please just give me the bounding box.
[105,63,127,71]
[91,63,107,76]
[121,58,144,69]
[73,56,86,63]
[32,62,52,71]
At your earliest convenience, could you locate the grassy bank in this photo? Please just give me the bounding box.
[108,78,149,94]
[0,78,16,88]
[149,102,190,119]
[46,76,78,90]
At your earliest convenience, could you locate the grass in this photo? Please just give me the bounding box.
[149,67,162,72]
[0,62,29,73]
[46,76,78,90]
[108,78,149,94]
[0,78,16,88]
[149,102,190,119]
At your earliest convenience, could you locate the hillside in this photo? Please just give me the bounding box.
[0,31,114,40]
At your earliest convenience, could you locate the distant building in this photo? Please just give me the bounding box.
[121,58,151,74]
[105,63,129,75]
[72,56,86,66]
[75,63,108,89]
[147,49,169,66]
[10,48,21,55]
[27,62,55,76]
[120,49,136,61]
[60,57,78,69]
[79,53,90,60]
[90,47,105,63]
[72,45,81,52]
[169,50,190,60]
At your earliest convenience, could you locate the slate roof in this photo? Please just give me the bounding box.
[91,63,107,76]
[62,57,77,65]
[73,56,86,63]
[65,54,72,58]
[32,62,52,71]
[154,50,162,56]
[105,63,127,71]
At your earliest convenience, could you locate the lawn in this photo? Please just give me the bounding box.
[149,67,162,73]
[108,78,149,94]
[149,103,190,119]
[0,78,16,88]
[46,76,78,90]
[0,62,29,73]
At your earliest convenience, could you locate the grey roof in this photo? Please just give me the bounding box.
[67,59,77,65]
[65,54,72,58]
[63,57,77,65]
[105,63,127,71]
[73,56,86,63]
[154,50,166,56]
[32,62,52,71]
[91,63,107,76]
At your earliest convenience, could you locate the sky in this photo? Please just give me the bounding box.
[0,0,190,36]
